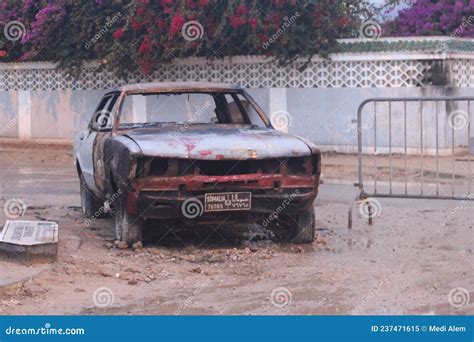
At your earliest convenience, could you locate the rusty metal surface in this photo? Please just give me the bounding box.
[118,82,241,94]
[120,125,312,160]
[132,174,319,192]
[78,82,321,215]
[92,132,110,194]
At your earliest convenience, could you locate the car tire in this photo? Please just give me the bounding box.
[115,193,142,246]
[284,207,316,244]
[80,173,103,219]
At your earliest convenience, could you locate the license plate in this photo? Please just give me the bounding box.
[204,192,252,212]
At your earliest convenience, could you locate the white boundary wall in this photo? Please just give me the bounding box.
[0,37,473,154]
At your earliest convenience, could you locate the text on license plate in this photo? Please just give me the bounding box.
[204,192,252,212]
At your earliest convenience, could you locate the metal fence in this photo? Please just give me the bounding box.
[349,96,474,228]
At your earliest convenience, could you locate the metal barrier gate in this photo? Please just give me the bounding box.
[349,96,474,228]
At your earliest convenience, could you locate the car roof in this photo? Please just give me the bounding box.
[118,82,243,93]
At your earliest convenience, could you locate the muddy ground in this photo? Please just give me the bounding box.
[0,143,472,315]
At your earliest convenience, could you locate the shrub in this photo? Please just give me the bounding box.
[0,0,370,77]
[383,0,474,37]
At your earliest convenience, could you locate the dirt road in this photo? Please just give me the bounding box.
[0,143,472,315]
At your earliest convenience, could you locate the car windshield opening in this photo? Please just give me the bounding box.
[118,92,266,128]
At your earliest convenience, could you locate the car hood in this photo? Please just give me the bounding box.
[118,124,312,159]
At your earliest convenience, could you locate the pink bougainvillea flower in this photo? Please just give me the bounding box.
[169,13,185,36]
[156,18,166,29]
[113,28,124,40]
[138,41,151,54]
[236,4,249,16]
[131,19,142,31]
[229,15,245,28]
[248,18,258,28]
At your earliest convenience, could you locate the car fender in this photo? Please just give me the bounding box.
[103,135,142,193]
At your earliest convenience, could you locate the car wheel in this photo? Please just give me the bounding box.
[283,207,316,244]
[80,173,103,219]
[115,193,142,246]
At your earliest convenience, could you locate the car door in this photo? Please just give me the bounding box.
[76,94,118,197]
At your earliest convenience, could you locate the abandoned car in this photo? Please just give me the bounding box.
[74,82,321,245]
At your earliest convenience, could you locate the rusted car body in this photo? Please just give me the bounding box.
[74,82,321,245]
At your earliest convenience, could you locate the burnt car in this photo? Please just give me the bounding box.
[74,82,321,245]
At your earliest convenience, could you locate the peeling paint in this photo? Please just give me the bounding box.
[79,82,321,220]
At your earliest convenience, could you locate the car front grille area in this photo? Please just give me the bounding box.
[191,159,279,176]
[138,156,316,177]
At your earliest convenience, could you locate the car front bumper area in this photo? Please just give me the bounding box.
[125,174,319,221]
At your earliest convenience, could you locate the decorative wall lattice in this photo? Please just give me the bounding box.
[451,59,474,87]
[0,58,437,91]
